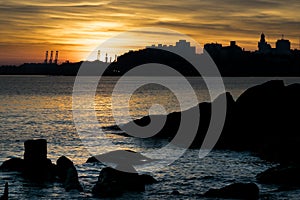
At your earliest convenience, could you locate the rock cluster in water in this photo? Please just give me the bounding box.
[2,80,300,198]
[0,139,83,192]
[0,139,157,198]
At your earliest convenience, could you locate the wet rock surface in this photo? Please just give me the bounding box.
[56,156,83,191]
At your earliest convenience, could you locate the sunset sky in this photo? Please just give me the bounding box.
[0,0,300,65]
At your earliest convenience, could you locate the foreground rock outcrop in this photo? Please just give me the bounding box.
[116,80,300,164]
[257,164,300,185]
[203,183,259,200]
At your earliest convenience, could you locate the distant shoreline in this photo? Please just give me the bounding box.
[1,47,299,77]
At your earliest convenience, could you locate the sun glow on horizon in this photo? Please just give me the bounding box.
[0,0,299,65]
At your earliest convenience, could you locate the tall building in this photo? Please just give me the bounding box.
[276,35,291,55]
[258,33,272,54]
[220,41,243,59]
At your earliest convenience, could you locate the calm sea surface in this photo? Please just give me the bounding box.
[1,76,300,199]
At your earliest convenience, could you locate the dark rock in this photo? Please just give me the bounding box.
[193,80,300,164]
[57,156,74,181]
[191,92,235,149]
[123,112,181,139]
[22,139,56,181]
[92,167,156,197]
[226,80,285,151]
[24,139,47,161]
[227,80,300,157]
[56,156,83,191]
[204,183,259,200]
[64,167,83,192]
[86,156,100,163]
[0,158,24,172]
[257,165,300,185]
[0,182,8,200]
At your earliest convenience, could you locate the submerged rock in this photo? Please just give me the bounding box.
[92,167,156,197]
[204,183,259,200]
[56,156,83,191]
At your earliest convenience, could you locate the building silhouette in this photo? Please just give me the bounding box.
[204,43,222,58]
[276,35,291,55]
[1,34,298,76]
[146,39,199,60]
[258,33,272,54]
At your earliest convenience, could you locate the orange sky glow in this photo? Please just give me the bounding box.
[0,0,300,65]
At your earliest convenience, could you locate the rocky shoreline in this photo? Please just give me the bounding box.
[1,80,300,199]
[110,80,300,198]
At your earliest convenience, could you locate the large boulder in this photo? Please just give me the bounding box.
[257,164,300,185]
[191,92,235,149]
[204,183,259,200]
[213,80,300,165]
[22,139,56,180]
[227,80,300,153]
[24,139,47,161]
[56,156,83,191]
[92,167,156,197]
[228,80,286,151]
